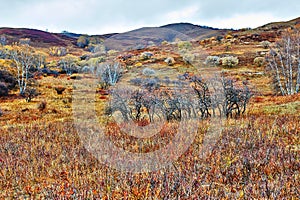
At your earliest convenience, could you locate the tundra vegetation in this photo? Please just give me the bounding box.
[0,26,299,199]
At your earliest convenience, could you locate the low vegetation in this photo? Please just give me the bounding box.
[0,23,299,199]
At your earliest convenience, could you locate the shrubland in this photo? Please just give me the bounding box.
[0,27,299,199]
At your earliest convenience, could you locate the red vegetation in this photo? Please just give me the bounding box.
[0,28,76,47]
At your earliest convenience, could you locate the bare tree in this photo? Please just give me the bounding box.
[107,74,252,123]
[266,29,300,95]
[184,74,251,118]
[96,62,122,89]
[9,44,36,95]
[59,55,78,75]
[189,76,212,118]
[34,51,46,70]
[220,78,251,118]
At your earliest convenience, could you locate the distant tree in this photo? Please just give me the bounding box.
[89,44,106,53]
[34,51,47,70]
[216,35,223,43]
[0,35,7,46]
[266,29,300,95]
[189,75,212,118]
[59,55,78,75]
[88,36,102,45]
[49,46,67,57]
[186,74,251,118]
[0,45,8,59]
[77,35,89,48]
[19,38,31,45]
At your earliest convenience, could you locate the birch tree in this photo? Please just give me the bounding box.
[59,55,78,75]
[266,29,300,95]
[9,44,36,95]
[96,62,122,89]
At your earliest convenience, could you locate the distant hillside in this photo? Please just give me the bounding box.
[103,27,190,51]
[256,17,300,31]
[103,24,228,51]
[0,28,76,47]
[61,31,82,39]
[160,23,228,40]
[1,17,299,50]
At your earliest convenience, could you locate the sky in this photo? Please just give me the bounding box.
[0,0,299,35]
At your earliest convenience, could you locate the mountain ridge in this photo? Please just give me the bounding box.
[0,17,299,49]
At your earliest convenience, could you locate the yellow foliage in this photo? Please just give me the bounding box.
[0,59,14,68]
[225,34,233,39]
[134,62,143,67]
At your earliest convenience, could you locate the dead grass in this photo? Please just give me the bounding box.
[0,32,299,198]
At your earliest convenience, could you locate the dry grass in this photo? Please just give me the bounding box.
[0,32,299,198]
[0,111,299,198]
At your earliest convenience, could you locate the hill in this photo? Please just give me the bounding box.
[255,16,300,31]
[160,22,228,40]
[103,27,189,51]
[1,17,300,50]
[0,28,77,47]
[103,24,228,51]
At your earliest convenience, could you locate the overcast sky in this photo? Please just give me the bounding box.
[0,0,299,35]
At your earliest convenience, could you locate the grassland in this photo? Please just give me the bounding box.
[0,25,299,199]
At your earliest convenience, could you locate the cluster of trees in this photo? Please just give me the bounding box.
[49,46,67,57]
[57,55,79,75]
[106,73,251,122]
[77,35,105,53]
[0,43,44,101]
[266,28,300,95]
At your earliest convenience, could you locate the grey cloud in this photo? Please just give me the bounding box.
[195,0,300,20]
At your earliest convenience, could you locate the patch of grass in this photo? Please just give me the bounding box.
[262,101,300,115]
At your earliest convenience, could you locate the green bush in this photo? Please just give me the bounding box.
[205,56,220,66]
[183,54,196,64]
[253,57,265,67]
[260,41,271,49]
[164,57,175,66]
[77,35,89,48]
[178,41,192,51]
[220,56,239,68]
[140,52,153,60]
[142,68,156,76]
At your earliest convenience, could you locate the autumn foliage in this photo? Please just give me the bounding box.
[0,23,299,199]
